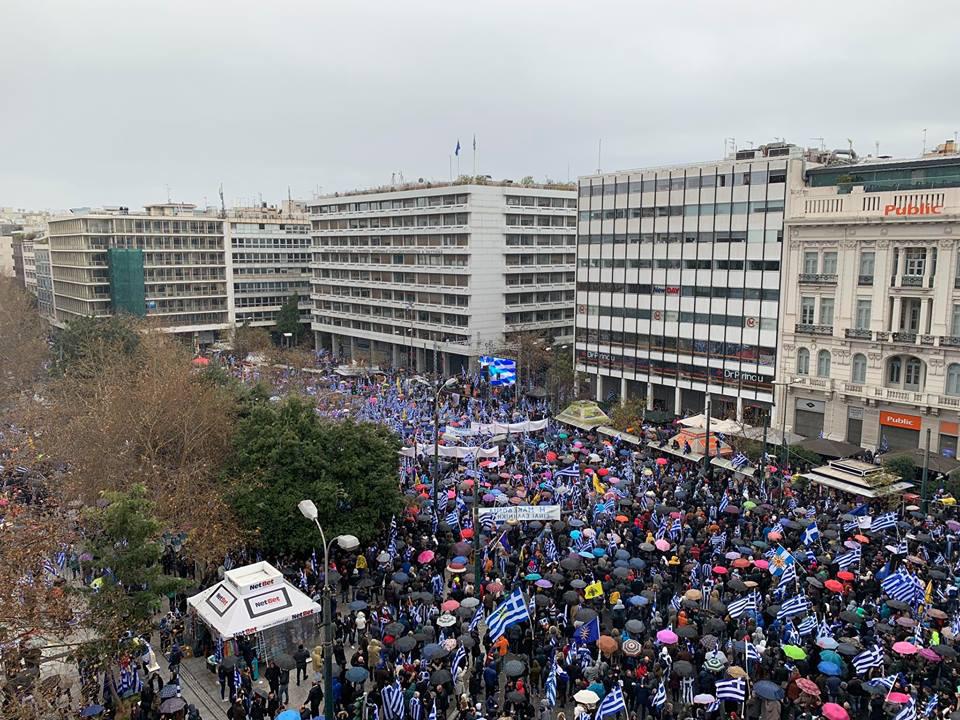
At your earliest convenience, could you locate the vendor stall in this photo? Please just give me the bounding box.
[187,561,320,663]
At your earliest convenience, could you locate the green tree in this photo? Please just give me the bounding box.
[545,345,575,407]
[81,485,184,654]
[883,454,917,482]
[608,398,646,433]
[275,294,303,343]
[231,321,273,359]
[52,315,140,376]
[228,396,402,555]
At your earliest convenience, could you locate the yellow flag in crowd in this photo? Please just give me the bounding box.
[584,581,604,600]
[592,474,606,495]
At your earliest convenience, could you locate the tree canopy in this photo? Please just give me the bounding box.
[228,395,402,555]
[275,294,304,343]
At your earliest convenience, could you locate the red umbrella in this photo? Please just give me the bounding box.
[753,559,769,570]
[836,571,855,582]
[821,702,849,720]
[546,451,557,462]
[487,581,503,593]
[460,528,474,539]
[441,599,460,612]
[823,579,843,593]
[655,457,669,466]
[892,641,918,656]
[417,550,435,564]
[713,566,728,575]
[886,692,910,704]
[795,678,820,696]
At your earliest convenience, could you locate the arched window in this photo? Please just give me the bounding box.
[817,350,831,378]
[885,355,926,391]
[797,348,810,375]
[851,353,867,384]
[947,364,960,396]
[904,357,923,390]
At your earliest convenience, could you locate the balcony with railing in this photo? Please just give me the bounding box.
[858,275,874,286]
[795,323,833,336]
[892,331,917,343]
[799,273,838,285]
[845,328,872,340]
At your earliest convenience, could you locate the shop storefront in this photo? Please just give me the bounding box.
[846,406,864,445]
[879,410,921,451]
[794,397,825,439]
[940,420,958,458]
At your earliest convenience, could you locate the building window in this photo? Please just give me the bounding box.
[851,353,867,384]
[952,304,960,336]
[817,350,831,378]
[904,357,923,390]
[947,364,960,396]
[904,248,926,276]
[887,357,902,385]
[797,348,810,375]
[822,251,837,275]
[803,252,818,274]
[800,297,815,324]
[855,299,871,330]
[819,298,834,326]
[859,251,874,278]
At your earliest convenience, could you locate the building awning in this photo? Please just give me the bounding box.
[596,426,641,445]
[647,440,704,463]
[710,456,757,477]
[804,473,914,499]
[798,437,865,458]
[555,401,611,431]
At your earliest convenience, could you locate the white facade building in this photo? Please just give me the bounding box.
[778,146,960,455]
[308,181,577,373]
[575,143,811,423]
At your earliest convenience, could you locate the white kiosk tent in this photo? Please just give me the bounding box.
[187,561,320,662]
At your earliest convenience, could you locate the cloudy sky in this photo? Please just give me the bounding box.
[2,0,958,210]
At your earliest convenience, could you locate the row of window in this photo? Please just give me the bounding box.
[579,200,785,222]
[794,350,960,394]
[505,309,575,324]
[579,257,780,271]
[505,196,577,209]
[505,290,574,305]
[85,219,223,235]
[313,285,470,308]
[578,329,776,367]
[232,252,311,265]
[578,282,780,301]
[582,230,783,246]
[314,213,469,230]
[230,237,311,249]
[316,234,468,248]
[505,254,575,267]
[576,350,775,392]
[231,223,309,234]
[506,234,576,247]
[318,301,469,327]
[506,271,574,287]
[312,194,469,214]
[312,314,471,346]
[316,268,469,288]
[506,215,576,228]
[579,169,788,196]
[582,305,777,329]
[318,253,468,268]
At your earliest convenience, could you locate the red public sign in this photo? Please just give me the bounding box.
[883,203,942,216]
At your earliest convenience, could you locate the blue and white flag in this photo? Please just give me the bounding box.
[486,588,530,642]
[893,695,916,720]
[651,681,667,711]
[594,683,626,720]
[469,606,484,632]
[777,594,810,621]
[715,677,747,702]
[778,562,798,589]
[381,682,405,720]
[871,512,898,532]
[451,645,467,680]
[545,660,558,707]
[803,522,820,546]
[866,675,897,692]
[770,545,796,577]
[731,452,749,470]
[835,544,861,570]
[852,645,885,675]
[727,594,756,619]
[797,615,817,636]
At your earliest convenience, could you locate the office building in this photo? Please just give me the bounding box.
[575,142,813,423]
[44,202,311,344]
[778,141,960,454]
[308,180,577,373]
[33,238,54,320]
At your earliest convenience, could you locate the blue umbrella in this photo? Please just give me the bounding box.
[345,667,369,684]
[277,711,301,720]
[817,661,842,676]
[570,530,582,540]
[592,548,606,557]
[578,550,595,559]
[349,600,368,611]
[80,707,104,718]
[753,680,783,701]
[568,518,585,528]
[452,555,468,565]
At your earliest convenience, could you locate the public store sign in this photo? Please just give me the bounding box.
[879,411,921,431]
[478,505,562,522]
[883,203,942,216]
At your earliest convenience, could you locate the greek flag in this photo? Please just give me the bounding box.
[882,570,923,605]
[771,522,784,536]
[556,466,580,478]
[486,588,530,642]
[451,645,466,679]
[655,517,667,540]
[445,509,460,527]
[543,536,559,562]
[727,594,756,619]
[545,661,558,707]
[214,637,223,664]
[797,615,817,636]
[381,681,405,720]
[233,667,241,689]
[924,695,938,718]
[778,562,798,589]
[710,531,727,550]
[670,594,682,611]
[719,494,730,514]
[387,516,398,556]
[866,675,897,691]
[469,606,484,632]
[651,681,667,710]
[410,696,423,720]
[777,594,810,620]
[437,492,448,513]
[783,622,801,646]
[852,645,885,675]
[896,539,909,555]
[669,518,682,539]
[835,544,861,570]
[594,682,626,720]
[803,522,820,546]
[432,574,444,596]
[893,695,915,720]
[745,639,761,665]
[731,452,749,470]
[715,677,747,702]
[817,617,833,639]
[871,512,898,532]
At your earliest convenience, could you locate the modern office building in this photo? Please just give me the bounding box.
[226,208,312,328]
[575,142,815,423]
[308,181,577,373]
[32,238,54,320]
[778,141,960,454]
[44,202,311,344]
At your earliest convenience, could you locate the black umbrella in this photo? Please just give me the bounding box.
[753,680,784,701]
[395,636,417,652]
[385,623,405,636]
[506,691,526,703]
[159,685,179,700]
[159,698,187,715]
[563,591,579,604]
[430,669,451,685]
[886,599,910,611]
[219,656,243,669]
[346,667,369,684]
[839,610,863,625]
[835,643,859,656]
[504,660,526,677]
[676,625,698,639]
[672,660,694,677]
[576,608,598,622]
[274,653,296,671]
[806,577,823,589]
[625,619,644,634]
[560,556,581,571]
[392,572,410,584]
[458,635,475,649]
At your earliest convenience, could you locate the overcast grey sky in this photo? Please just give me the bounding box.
[2,0,958,210]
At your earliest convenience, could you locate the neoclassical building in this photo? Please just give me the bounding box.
[778,146,960,455]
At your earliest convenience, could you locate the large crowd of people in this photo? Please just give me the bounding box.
[205,355,960,720]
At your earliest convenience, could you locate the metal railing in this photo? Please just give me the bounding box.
[799,273,838,284]
[795,323,833,336]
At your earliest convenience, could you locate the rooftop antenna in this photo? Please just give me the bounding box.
[596,138,602,174]
[810,137,825,152]
[218,184,225,219]
[922,128,928,155]
[847,138,854,154]
[166,184,171,203]
[746,140,755,149]
[875,140,880,157]
[723,138,736,158]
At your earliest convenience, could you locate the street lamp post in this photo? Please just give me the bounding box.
[432,377,458,514]
[298,500,360,720]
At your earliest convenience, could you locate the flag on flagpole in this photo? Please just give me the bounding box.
[455,140,461,156]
